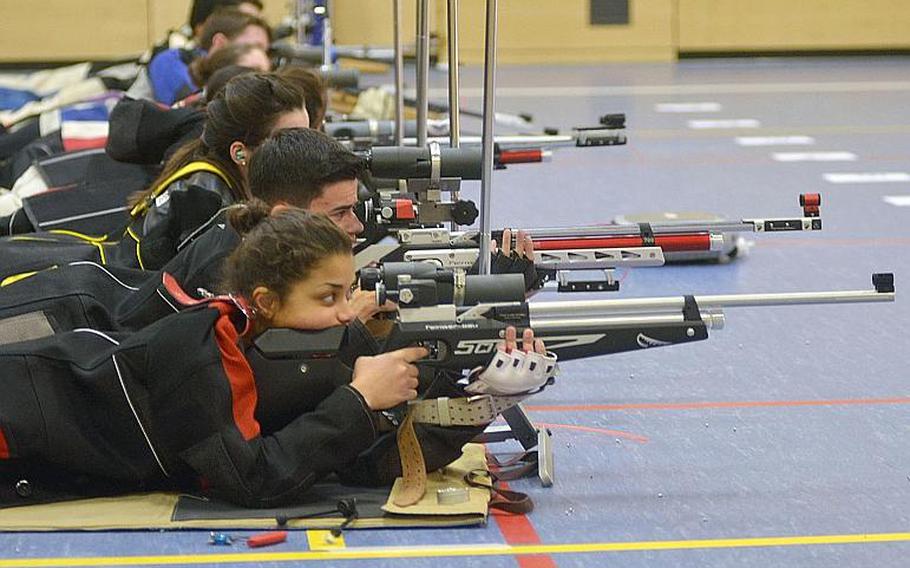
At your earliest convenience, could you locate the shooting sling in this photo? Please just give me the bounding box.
[393,393,533,507]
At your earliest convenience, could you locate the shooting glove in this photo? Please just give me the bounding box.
[490,250,543,291]
[465,349,558,396]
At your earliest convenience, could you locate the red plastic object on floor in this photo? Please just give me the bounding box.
[246,531,288,548]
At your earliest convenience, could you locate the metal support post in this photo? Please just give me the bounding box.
[393,0,405,145]
[477,0,498,275]
[321,0,333,69]
[415,0,430,147]
[447,0,461,149]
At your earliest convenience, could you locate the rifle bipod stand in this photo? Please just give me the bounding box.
[475,405,554,487]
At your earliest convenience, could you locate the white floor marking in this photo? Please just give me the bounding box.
[424,80,910,98]
[883,195,910,206]
[824,172,910,184]
[688,119,760,129]
[736,136,816,146]
[772,152,857,162]
[655,102,721,113]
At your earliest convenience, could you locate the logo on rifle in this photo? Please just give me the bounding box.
[454,334,607,356]
[454,339,500,355]
[636,333,672,348]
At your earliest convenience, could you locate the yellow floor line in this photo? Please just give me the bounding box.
[1,532,909,567]
[305,529,346,551]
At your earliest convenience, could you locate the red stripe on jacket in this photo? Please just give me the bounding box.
[0,426,10,459]
[211,302,260,441]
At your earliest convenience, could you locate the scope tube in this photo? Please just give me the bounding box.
[368,146,483,179]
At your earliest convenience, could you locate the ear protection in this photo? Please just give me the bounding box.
[235,149,246,161]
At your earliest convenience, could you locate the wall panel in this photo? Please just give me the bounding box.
[439,0,675,64]
[0,0,149,61]
[679,0,910,51]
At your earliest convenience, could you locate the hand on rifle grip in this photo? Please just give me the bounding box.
[351,346,428,410]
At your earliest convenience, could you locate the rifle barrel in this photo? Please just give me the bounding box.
[529,288,893,319]
[525,221,796,238]
[530,312,726,331]
[404,134,576,147]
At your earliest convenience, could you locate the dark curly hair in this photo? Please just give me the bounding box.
[222,201,352,302]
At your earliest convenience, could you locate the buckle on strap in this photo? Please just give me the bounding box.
[408,394,526,427]
[436,397,452,427]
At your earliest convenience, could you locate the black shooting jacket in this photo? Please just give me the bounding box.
[0,210,239,336]
[0,162,234,283]
[0,294,485,509]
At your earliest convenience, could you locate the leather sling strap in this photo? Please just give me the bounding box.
[464,469,533,514]
[392,412,427,507]
[392,393,529,507]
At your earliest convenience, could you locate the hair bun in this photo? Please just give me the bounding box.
[228,198,272,235]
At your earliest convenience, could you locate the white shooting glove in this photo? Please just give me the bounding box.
[465,348,558,396]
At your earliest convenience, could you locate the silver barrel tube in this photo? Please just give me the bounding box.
[478,0,498,275]
[447,0,460,148]
[530,313,726,331]
[393,0,405,145]
[415,0,430,147]
[525,221,769,239]
[406,134,576,147]
[529,288,894,319]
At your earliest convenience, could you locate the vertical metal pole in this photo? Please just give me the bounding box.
[477,0,498,275]
[415,0,430,147]
[321,0,333,69]
[295,0,306,47]
[393,0,405,145]
[447,0,460,148]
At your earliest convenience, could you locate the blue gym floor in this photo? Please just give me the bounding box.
[2,56,909,567]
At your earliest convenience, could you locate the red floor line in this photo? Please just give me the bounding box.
[525,396,910,413]
[534,422,649,443]
[491,480,557,568]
